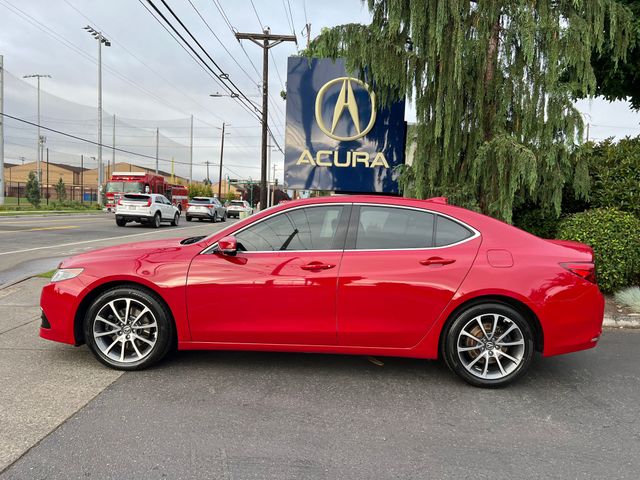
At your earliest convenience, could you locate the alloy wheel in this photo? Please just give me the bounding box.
[92,298,158,364]
[456,313,526,380]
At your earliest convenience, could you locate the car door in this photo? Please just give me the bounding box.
[186,204,351,345]
[161,196,174,218]
[336,205,481,348]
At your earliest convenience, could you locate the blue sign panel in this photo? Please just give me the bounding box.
[284,57,406,193]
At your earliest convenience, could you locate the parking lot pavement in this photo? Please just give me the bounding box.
[0,213,235,287]
[1,324,639,478]
[0,277,122,472]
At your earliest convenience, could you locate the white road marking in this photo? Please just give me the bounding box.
[0,225,212,256]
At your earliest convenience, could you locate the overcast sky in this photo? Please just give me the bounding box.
[1,0,638,183]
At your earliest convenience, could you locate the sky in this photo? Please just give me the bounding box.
[0,0,639,184]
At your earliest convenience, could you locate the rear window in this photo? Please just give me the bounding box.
[190,197,212,204]
[435,216,473,246]
[230,201,245,206]
[123,194,150,202]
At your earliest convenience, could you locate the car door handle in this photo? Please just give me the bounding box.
[420,257,456,266]
[300,262,336,271]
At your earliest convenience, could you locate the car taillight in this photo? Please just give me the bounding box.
[146,199,152,207]
[561,262,596,284]
[207,205,214,209]
[117,198,123,206]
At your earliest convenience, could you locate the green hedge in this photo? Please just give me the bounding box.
[512,208,560,238]
[588,137,640,218]
[557,208,640,293]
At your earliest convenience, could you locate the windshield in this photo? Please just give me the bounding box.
[190,197,212,204]
[106,181,144,194]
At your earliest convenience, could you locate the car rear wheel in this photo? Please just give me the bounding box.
[221,212,226,222]
[211,212,218,223]
[186,216,192,222]
[171,213,179,226]
[115,217,126,227]
[443,303,534,388]
[84,287,174,370]
[152,212,161,228]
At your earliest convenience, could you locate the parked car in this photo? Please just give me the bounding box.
[226,200,253,218]
[40,195,604,387]
[186,197,227,223]
[115,193,180,228]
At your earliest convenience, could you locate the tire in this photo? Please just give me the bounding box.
[115,217,126,227]
[152,212,161,228]
[83,286,175,370]
[171,213,179,226]
[212,212,218,223]
[221,212,226,222]
[186,216,192,222]
[442,303,534,388]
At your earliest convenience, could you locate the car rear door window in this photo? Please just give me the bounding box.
[235,206,345,251]
[434,215,473,247]
[355,206,435,249]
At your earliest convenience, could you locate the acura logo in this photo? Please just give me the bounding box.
[314,77,377,141]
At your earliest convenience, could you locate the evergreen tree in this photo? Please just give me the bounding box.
[25,171,41,208]
[55,178,67,202]
[309,0,634,221]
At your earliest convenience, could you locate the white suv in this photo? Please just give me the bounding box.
[115,193,180,228]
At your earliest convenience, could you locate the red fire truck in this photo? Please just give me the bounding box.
[104,172,188,212]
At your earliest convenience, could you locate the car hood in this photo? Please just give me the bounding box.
[60,237,189,267]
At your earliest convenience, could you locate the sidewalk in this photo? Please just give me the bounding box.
[0,278,121,473]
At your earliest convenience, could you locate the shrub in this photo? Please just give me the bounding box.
[588,137,640,218]
[615,286,640,313]
[187,183,213,199]
[557,208,640,293]
[55,178,67,201]
[512,207,560,238]
[25,171,41,208]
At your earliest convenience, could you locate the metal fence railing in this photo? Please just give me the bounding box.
[3,180,98,207]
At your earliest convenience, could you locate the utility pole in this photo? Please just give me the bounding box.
[235,28,296,210]
[189,114,193,184]
[80,154,84,204]
[204,160,212,184]
[218,122,227,199]
[272,163,277,206]
[304,23,311,49]
[83,26,110,205]
[22,73,51,184]
[112,113,116,175]
[0,55,4,206]
[155,127,159,174]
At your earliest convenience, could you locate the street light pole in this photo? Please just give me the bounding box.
[83,25,110,205]
[22,73,51,184]
[218,122,230,199]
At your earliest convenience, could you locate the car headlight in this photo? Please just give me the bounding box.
[51,268,84,283]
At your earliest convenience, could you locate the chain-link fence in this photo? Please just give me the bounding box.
[3,180,98,207]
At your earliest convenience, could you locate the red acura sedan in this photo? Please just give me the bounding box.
[40,196,604,387]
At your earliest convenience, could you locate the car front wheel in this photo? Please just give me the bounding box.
[152,212,161,228]
[443,303,534,388]
[84,287,174,370]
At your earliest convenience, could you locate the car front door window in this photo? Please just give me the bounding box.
[235,206,345,251]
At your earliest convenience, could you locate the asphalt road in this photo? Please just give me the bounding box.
[2,330,639,480]
[0,213,236,287]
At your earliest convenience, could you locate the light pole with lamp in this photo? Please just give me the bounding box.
[83,25,110,205]
[22,74,51,184]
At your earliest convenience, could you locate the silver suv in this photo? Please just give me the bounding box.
[186,197,227,223]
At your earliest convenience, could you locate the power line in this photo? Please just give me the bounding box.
[61,0,223,127]
[0,0,216,122]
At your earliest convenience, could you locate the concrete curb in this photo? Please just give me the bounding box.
[603,315,640,329]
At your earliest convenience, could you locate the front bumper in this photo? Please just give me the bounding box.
[40,280,83,345]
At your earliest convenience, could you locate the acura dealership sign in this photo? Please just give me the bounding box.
[284,57,406,193]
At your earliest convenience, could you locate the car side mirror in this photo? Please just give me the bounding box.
[217,236,237,256]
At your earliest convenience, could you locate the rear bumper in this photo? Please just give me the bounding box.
[540,285,605,357]
[186,211,213,219]
[116,214,154,222]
